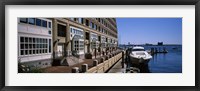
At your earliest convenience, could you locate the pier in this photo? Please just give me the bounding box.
[150,47,168,55]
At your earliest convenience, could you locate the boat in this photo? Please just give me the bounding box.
[129,46,152,64]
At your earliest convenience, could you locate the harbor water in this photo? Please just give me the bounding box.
[144,45,182,73]
[120,45,182,73]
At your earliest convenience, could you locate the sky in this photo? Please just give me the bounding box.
[116,18,182,45]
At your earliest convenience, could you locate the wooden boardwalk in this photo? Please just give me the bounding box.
[107,59,126,73]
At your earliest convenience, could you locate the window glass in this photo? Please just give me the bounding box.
[20,44,24,49]
[33,38,35,43]
[29,38,32,43]
[28,18,35,25]
[33,50,35,54]
[48,22,51,28]
[42,20,47,27]
[33,44,35,48]
[20,36,51,55]
[20,50,24,55]
[29,50,32,54]
[25,44,28,49]
[25,50,28,55]
[78,18,82,24]
[94,24,96,30]
[25,37,28,42]
[57,24,66,37]
[20,18,28,23]
[36,18,41,26]
[48,31,51,34]
[90,22,93,28]
[29,44,32,48]
[86,20,89,26]
[20,37,24,42]
[49,39,51,53]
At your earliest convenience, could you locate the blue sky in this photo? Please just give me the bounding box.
[116,18,182,45]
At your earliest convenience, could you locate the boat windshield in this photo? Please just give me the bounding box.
[132,49,145,51]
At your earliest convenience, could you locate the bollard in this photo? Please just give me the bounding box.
[100,57,104,63]
[72,67,79,73]
[93,60,98,66]
[81,64,88,73]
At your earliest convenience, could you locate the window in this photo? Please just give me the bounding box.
[70,18,74,21]
[42,20,47,28]
[70,28,73,33]
[73,40,84,53]
[28,18,35,25]
[86,19,89,26]
[94,24,97,30]
[36,18,41,26]
[57,24,66,37]
[101,19,103,24]
[85,32,89,40]
[20,18,28,23]
[98,18,100,22]
[78,18,83,24]
[98,36,101,41]
[98,27,101,32]
[49,39,51,53]
[20,37,24,42]
[48,22,51,28]
[90,22,93,28]
[19,37,50,56]
[48,31,51,34]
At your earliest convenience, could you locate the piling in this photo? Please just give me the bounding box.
[121,51,125,68]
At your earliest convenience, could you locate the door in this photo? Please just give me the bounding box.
[57,44,63,57]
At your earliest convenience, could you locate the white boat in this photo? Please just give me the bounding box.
[129,46,152,64]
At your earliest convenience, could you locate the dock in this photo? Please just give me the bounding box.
[150,47,168,55]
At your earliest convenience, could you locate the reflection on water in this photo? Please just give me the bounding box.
[124,45,182,73]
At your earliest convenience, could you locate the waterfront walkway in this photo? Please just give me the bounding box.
[42,50,123,73]
[42,59,94,73]
[107,59,126,73]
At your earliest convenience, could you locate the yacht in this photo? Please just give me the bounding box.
[129,46,152,64]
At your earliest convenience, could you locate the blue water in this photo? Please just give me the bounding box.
[119,45,182,73]
[143,45,182,73]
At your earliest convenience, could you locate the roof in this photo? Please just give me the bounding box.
[133,46,144,50]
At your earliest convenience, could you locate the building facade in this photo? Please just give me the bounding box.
[18,18,53,68]
[18,18,118,68]
[52,18,118,59]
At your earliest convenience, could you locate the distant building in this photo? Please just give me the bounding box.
[145,43,153,46]
[158,42,163,45]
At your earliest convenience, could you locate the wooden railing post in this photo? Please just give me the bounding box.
[81,64,88,73]
[93,60,98,66]
[72,67,79,73]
